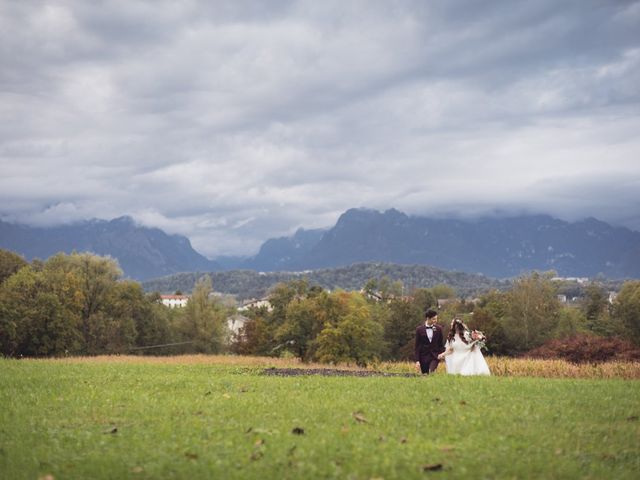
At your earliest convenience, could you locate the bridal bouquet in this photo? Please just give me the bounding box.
[464,329,487,350]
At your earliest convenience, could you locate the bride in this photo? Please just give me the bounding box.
[438,318,490,376]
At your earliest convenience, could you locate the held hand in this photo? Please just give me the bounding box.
[415,361,420,372]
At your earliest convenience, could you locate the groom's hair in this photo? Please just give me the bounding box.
[425,309,438,319]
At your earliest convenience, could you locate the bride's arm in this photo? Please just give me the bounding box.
[438,342,452,359]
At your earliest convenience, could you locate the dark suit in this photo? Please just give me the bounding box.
[415,324,445,374]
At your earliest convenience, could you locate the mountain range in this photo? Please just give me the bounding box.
[1,208,639,280]
[224,208,640,278]
[0,216,218,280]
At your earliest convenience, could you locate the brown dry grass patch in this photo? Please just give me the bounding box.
[25,354,640,379]
[38,354,363,370]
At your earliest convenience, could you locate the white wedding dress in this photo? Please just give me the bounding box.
[444,333,491,376]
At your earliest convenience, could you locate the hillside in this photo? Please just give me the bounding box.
[142,262,510,300]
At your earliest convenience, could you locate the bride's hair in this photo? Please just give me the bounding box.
[447,318,468,344]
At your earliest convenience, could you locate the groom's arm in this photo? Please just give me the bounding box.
[437,328,446,354]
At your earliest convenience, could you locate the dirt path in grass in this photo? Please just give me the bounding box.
[262,367,417,377]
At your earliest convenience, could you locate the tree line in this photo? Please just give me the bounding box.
[233,272,640,364]
[1,249,639,362]
[141,262,510,300]
[0,250,229,357]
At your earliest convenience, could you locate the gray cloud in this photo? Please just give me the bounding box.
[1,0,639,256]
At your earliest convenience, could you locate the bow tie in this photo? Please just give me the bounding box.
[426,326,434,330]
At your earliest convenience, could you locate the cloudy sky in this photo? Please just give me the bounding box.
[1,1,639,257]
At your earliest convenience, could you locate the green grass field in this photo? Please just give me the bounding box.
[1,358,639,479]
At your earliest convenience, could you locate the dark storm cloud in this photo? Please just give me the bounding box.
[1,0,639,256]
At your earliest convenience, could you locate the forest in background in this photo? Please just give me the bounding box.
[1,249,639,364]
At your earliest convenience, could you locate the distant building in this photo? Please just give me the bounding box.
[360,289,383,302]
[160,295,189,308]
[227,314,249,335]
[238,298,272,312]
[209,291,238,308]
[557,294,567,303]
[608,291,618,304]
[437,298,455,309]
[359,289,413,303]
[551,277,590,284]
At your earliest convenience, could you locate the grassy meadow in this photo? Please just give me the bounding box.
[1,356,639,479]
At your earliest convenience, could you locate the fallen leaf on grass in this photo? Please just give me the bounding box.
[222,393,231,399]
[459,400,467,406]
[400,437,408,444]
[422,463,443,472]
[131,466,144,473]
[245,427,253,434]
[251,428,276,435]
[104,427,118,434]
[250,451,264,461]
[38,475,55,480]
[292,427,305,435]
[254,439,266,447]
[185,452,198,460]
[352,412,368,423]
[439,445,455,453]
[626,415,638,421]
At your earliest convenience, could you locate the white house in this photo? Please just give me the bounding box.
[160,295,190,308]
[238,298,273,312]
[227,313,249,335]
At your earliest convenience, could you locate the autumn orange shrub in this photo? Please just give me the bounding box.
[524,334,640,363]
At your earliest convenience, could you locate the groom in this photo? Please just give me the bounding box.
[415,309,446,374]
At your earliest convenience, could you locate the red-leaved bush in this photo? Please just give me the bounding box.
[524,334,640,363]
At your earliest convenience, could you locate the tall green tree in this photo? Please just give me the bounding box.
[0,266,82,357]
[178,275,227,353]
[312,293,384,367]
[0,249,28,285]
[613,281,640,345]
[274,292,329,360]
[64,253,123,352]
[553,306,587,340]
[410,288,436,313]
[383,299,422,360]
[468,290,510,355]
[502,272,561,353]
[431,284,456,300]
[233,314,272,356]
[582,284,609,332]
